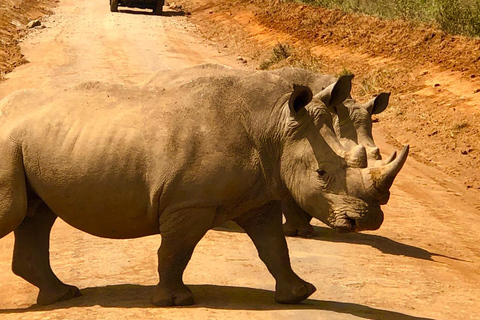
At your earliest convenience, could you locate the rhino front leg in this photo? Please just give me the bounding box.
[235,201,316,304]
[12,201,81,305]
[282,196,315,238]
[152,207,216,307]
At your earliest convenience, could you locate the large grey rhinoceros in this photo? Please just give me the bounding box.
[0,68,408,307]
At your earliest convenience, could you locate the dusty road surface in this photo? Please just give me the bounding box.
[0,1,480,320]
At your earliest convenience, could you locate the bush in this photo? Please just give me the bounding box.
[435,0,480,36]
[295,0,480,37]
[259,43,292,70]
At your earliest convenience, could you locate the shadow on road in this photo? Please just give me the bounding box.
[118,9,186,16]
[0,284,436,320]
[308,225,464,262]
[214,221,463,262]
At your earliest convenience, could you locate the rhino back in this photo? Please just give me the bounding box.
[1,76,286,238]
[142,63,253,88]
[270,67,337,93]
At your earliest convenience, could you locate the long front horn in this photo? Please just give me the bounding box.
[373,145,409,191]
[374,150,397,167]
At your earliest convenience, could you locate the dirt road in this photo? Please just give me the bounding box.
[0,1,479,319]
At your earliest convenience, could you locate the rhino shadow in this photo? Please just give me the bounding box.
[118,8,186,16]
[0,284,437,320]
[307,225,464,262]
[214,221,463,262]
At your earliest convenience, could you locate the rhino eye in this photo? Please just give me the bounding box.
[317,169,326,177]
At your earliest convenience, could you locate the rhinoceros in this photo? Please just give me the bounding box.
[0,68,408,307]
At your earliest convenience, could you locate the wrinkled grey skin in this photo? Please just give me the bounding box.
[0,67,407,307]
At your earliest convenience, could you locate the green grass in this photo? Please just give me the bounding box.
[294,0,480,37]
[335,67,354,78]
[259,43,292,70]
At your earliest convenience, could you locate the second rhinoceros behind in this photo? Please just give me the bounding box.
[0,68,407,307]
[269,67,399,237]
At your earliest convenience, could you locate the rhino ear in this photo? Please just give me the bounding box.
[314,74,353,108]
[289,84,313,113]
[366,92,390,115]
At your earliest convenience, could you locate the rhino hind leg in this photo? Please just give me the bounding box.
[0,143,29,240]
[282,197,315,238]
[12,201,81,305]
[152,207,216,307]
[235,201,316,304]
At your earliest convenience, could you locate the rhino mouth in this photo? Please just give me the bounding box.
[329,205,383,233]
[332,217,357,233]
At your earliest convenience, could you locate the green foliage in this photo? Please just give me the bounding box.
[435,0,480,36]
[260,43,292,70]
[335,67,353,77]
[294,0,480,37]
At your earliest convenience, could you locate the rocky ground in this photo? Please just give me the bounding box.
[0,0,56,79]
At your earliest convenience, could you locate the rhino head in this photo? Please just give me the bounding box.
[279,78,408,232]
[331,92,392,167]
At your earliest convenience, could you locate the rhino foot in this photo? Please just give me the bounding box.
[282,223,299,237]
[296,227,315,238]
[37,284,81,305]
[282,223,315,238]
[275,280,316,304]
[151,284,194,307]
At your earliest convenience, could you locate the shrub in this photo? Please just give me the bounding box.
[294,0,480,37]
[259,43,292,70]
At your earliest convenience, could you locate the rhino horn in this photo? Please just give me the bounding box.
[384,151,397,164]
[373,150,397,167]
[314,74,354,108]
[345,144,368,168]
[373,145,409,192]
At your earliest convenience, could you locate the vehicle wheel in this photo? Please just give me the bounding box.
[153,0,165,15]
[110,0,119,12]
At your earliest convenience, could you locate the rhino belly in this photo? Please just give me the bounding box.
[22,151,159,239]
[29,175,159,239]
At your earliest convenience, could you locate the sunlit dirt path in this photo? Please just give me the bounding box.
[0,1,479,320]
